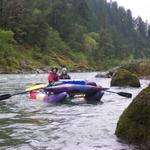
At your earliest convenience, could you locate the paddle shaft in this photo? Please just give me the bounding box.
[0,83,132,101]
[0,85,47,101]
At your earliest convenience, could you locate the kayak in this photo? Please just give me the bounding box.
[44,84,108,94]
[29,84,107,104]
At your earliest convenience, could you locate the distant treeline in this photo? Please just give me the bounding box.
[0,0,150,71]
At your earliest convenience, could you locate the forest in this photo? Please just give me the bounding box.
[0,0,150,72]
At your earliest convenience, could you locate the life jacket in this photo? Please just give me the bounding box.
[59,74,71,79]
[48,72,59,82]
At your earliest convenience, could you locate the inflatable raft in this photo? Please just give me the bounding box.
[30,91,68,103]
[29,84,107,104]
[45,84,107,94]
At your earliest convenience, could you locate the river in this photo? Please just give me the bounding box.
[0,72,149,150]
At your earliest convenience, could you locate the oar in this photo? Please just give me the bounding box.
[27,83,46,86]
[0,84,48,101]
[105,90,132,98]
[0,91,28,101]
[29,84,132,98]
[0,84,132,101]
[26,84,48,91]
[26,81,64,89]
[0,81,67,101]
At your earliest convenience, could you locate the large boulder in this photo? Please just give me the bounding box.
[115,85,150,147]
[111,69,140,87]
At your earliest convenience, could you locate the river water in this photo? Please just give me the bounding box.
[0,72,149,150]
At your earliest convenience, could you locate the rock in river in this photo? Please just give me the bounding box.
[115,85,150,148]
[111,69,140,87]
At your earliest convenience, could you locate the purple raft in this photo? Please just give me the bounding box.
[45,84,108,94]
[30,84,107,104]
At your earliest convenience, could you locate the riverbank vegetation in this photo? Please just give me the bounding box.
[0,0,150,73]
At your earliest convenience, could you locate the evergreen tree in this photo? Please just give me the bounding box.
[0,0,150,68]
[98,28,114,59]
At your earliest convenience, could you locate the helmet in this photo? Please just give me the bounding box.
[62,67,67,72]
[61,67,68,73]
[51,66,58,72]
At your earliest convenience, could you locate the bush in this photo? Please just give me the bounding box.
[0,29,16,45]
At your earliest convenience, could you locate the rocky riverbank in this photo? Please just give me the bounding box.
[96,59,150,80]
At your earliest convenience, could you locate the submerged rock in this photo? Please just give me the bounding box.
[111,69,140,87]
[95,72,111,78]
[95,66,120,78]
[115,85,150,147]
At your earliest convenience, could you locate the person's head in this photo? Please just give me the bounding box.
[51,66,58,73]
[61,67,68,74]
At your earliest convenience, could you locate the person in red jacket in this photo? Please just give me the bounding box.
[48,67,59,85]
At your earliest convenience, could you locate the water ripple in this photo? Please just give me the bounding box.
[0,73,149,150]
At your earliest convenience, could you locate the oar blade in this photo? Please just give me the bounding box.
[0,83,49,101]
[118,92,132,98]
[26,84,48,92]
[0,94,12,101]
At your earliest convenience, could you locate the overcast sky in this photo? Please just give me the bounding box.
[108,0,150,22]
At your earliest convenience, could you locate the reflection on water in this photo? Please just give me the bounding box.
[0,73,149,150]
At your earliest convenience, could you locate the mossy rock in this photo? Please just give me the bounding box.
[115,85,150,146]
[121,61,140,75]
[121,60,150,77]
[111,69,140,87]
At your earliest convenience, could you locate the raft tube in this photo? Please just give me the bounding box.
[29,84,107,104]
[84,91,104,103]
[60,79,86,85]
[45,84,108,94]
[29,90,104,104]
[30,91,68,103]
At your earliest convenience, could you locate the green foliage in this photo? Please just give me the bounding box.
[67,24,87,50]
[46,27,69,52]
[83,33,97,53]
[0,30,16,45]
[0,30,17,58]
[1,0,150,72]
